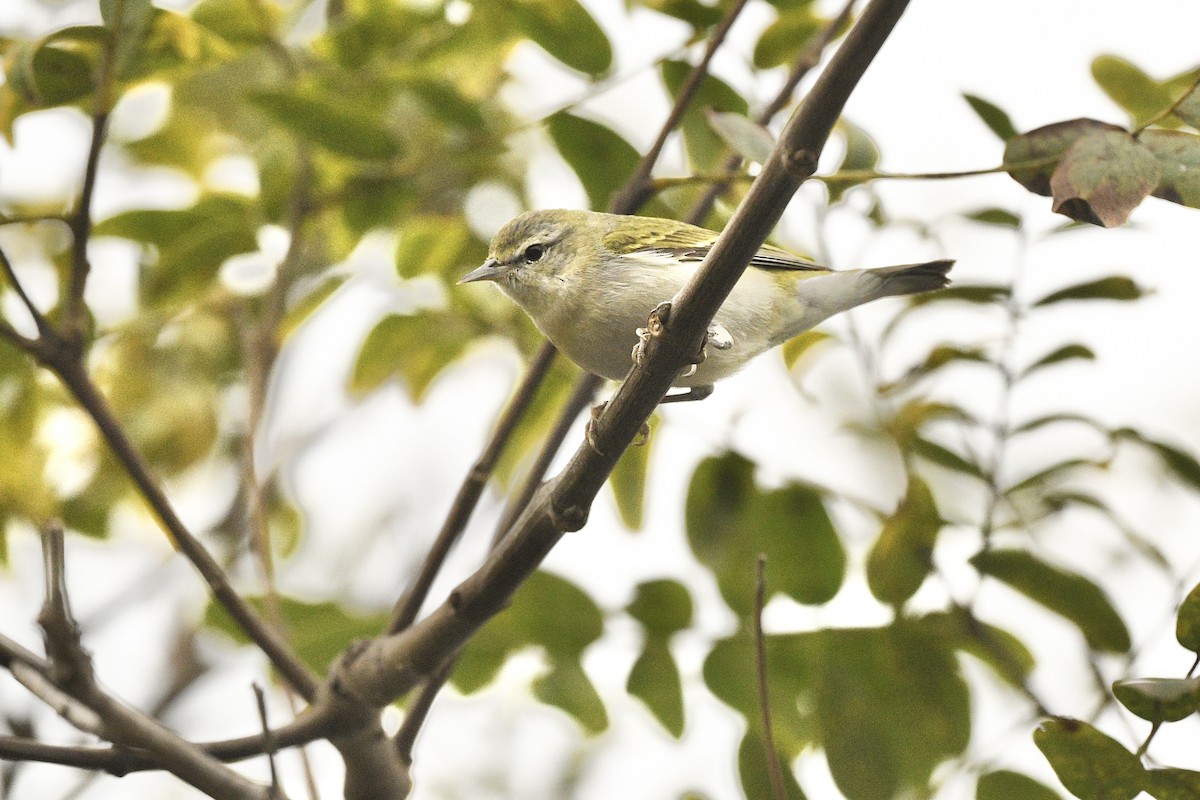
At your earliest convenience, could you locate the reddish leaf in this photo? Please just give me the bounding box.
[1049,129,1160,227]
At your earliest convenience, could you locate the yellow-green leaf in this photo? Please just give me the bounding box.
[1034,718,1145,800]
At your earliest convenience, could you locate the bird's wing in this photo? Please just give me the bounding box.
[604,222,826,272]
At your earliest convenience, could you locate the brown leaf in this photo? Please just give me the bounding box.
[1004,118,1123,196]
[1048,129,1160,227]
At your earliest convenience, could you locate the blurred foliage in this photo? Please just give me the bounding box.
[2,5,1200,800]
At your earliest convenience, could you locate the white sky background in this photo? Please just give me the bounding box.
[3,0,1200,799]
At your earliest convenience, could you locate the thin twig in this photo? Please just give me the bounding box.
[253,684,283,798]
[64,111,109,330]
[491,373,602,546]
[48,356,318,699]
[754,556,788,800]
[687,0,857,223]
[0,244,52,337]
[609,0,753,213]
[387,343,559,634]
[392,658,453,765]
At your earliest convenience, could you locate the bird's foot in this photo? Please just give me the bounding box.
[632,301,734,382]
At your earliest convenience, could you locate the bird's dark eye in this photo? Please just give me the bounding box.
[523,243,545,263]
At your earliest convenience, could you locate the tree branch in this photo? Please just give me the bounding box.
[34,523,273,800]
[46,356,319,700]
[754,556,788,800]
[327,0,917,709]
[387,342,559,634]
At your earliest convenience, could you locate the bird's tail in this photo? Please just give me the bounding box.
[775,259,954,345]
[866,259,955,298]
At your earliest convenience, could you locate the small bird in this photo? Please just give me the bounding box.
[460,209,952,400]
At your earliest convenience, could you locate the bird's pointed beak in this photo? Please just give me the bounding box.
[458,258,503,285]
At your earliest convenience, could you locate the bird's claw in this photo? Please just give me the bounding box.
[631,302,734,381]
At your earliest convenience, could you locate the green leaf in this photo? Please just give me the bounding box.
[248,88,403,160]
[1177,581,1200,651]
[825,119,881,203]
[454,572,607,731]
[737,730,808,800]
[1020,344,1096,378]
[977,770,1064,800]
[884,344,994,394]
[1091,55,1195,129]
[534,661,607,733]
[661,60,749,173]
[708,622,969,800]
[95,194,261,308]
[546,112,640,211]
[204,597,388,675]
[753,5,821,68]
[635,0,725,28]
[866,476,942,604]
[1048,129,1160,227]
[1005,118,1124,197]
[971,549,1131,653]
[908,283,1011,307]
[781,329,833,370]
[609,418,655,530]
[511,0,612,76]
[1011,413,1106,437]
[706,110,774,164]
[1176,83,1200,128]
[927,609,1035,689]
[6,27,106,108]
[393,215,481,281]
[100,0,153,78]
[1146,768,1200,800]
[1140,129,1200,209]
[1112,428,1200,492]
[910,437,985,481]
[966,207,1022,228]
[1112,677,1200,723]
[352,312,475,401]
[1032,277,1143,307]
[963,93,1018,141]
[1034,717,1145,800]
[627,641,684,737]
[686,454,845,615]
[627,579,693,636]
[191,0,275,44]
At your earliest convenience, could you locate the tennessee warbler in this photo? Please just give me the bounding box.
[459,209,952,397]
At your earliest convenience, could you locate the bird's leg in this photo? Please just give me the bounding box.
[632,301,734,383]
[660,385,714,403]
[585,402,651,455]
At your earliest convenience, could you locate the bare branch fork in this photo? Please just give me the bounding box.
[329,0,916,710]
[33,523,273,800]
